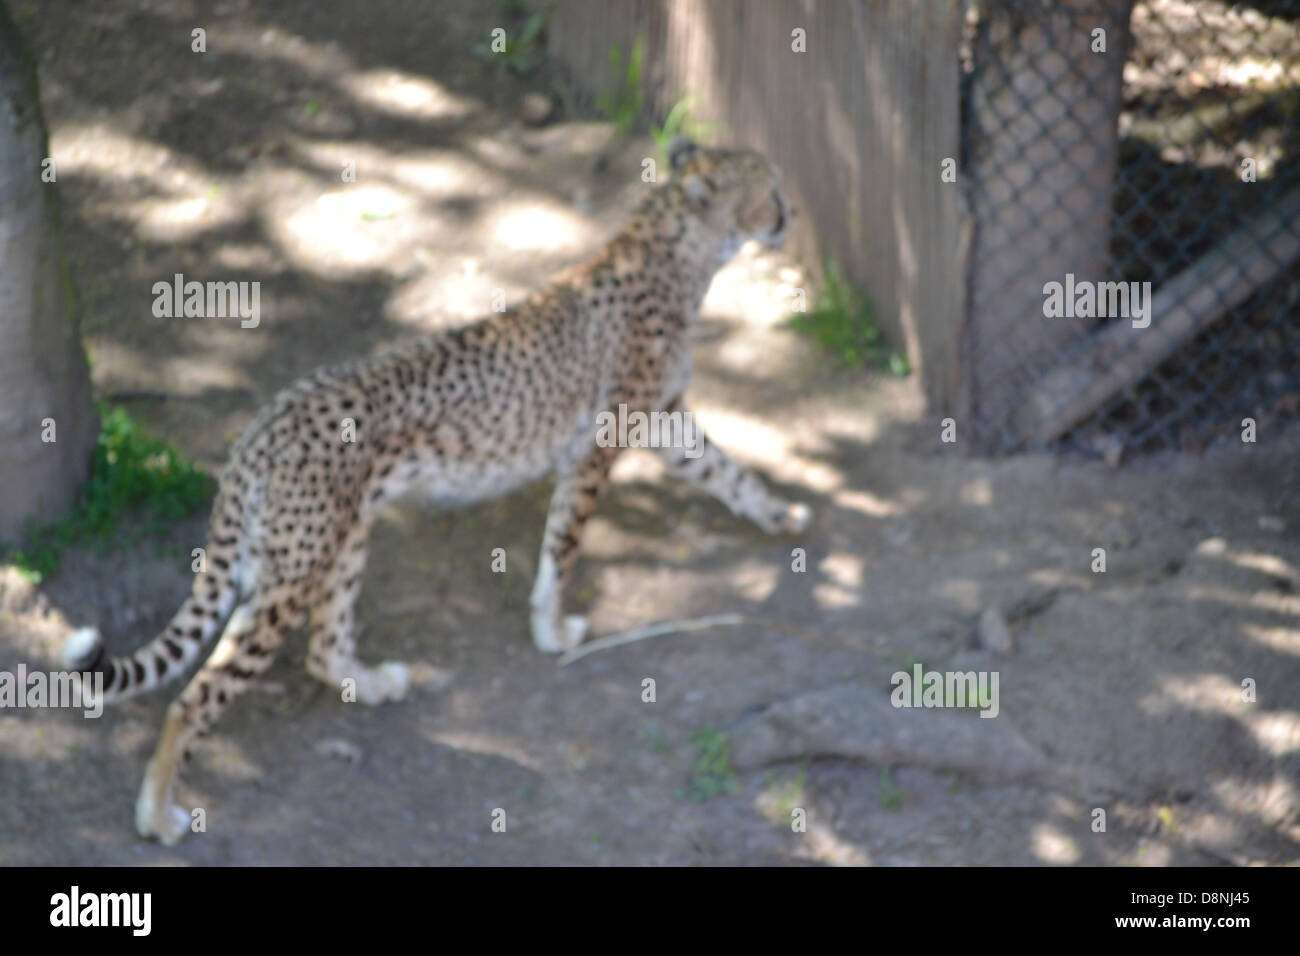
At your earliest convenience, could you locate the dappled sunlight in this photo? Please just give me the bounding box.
[1142,672,1253,717]
[1210,774,1299,828]
[423,260,525,322]
[814,582,860,611]
[49,97,614,332]
[265,184,430,275]
[130,194,245,243]
[1139,671,1300,764]
[701,253,812,376]
[219,22,353,76]
[607,448,665,485]
[1183,584,1300,618]
[1030,823,1082,864]
[694,407,844,493]
[291,140,503,200]
[815,551,864,608]
[820,552,864,589]
[688,409,794,464]
[51,123,208,190]
[750,780,872,865]
[726,560,781,602]
[487,199,591,253]
[1221,547,1300,586]
[830,487,908,518]
[802,819,872,866]
[713,330,784,375]
[338,69,478,123]
[209,240,284,273]
[1169,807,1242,852]
[89,341,254,396]
[51,123,246,241]
[1248,712,1300,758]
[1241,623,1300,657]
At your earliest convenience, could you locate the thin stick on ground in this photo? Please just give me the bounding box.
[557,613,744,666]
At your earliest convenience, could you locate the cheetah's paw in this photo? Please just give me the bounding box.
[135,790,192,846]
[532,613,588,654]
[762,500,812,535]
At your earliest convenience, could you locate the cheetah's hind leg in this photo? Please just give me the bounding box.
[135,589,299,844]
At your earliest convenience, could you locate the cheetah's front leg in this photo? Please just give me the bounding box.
[655,399,812,535]
[530,444,621,653]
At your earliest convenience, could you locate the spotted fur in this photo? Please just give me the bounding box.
[66,140,812,844]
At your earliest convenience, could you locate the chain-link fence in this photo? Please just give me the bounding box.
[960,0,1300,456]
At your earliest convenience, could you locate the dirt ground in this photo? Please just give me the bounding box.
[2,0,1298,866]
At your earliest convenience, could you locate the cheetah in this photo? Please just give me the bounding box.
[64,139,812,844]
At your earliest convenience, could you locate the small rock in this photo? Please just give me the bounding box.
[519,92,554,126]
[1195,537,1227,557]
[314,738,363,765]
[1101,436,1124,469]
[728,682,1049,781]
[1259,515,1285,533]
[975,605,1014,655]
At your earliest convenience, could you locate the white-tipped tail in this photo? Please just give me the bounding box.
[63,626,104,671]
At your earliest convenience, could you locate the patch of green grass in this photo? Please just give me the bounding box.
[596,36,645,135]
[651,94,721,159]
[1,404,215,582]
[877,768,907,812]
[682,727,740,802]
[788,260,909,375]
[473,10,547,76]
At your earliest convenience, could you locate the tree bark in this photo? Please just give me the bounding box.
[0,0,97,540]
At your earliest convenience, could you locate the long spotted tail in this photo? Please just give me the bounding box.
[62,486,245,703]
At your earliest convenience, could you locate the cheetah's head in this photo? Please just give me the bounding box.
[666,138,793,253]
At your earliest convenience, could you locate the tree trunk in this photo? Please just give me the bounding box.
[0,0,96,541]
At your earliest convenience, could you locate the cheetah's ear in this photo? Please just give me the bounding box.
[667,136,700,172]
